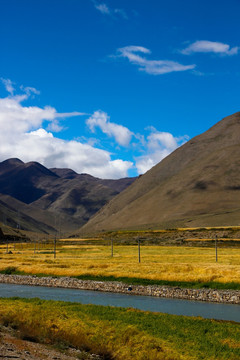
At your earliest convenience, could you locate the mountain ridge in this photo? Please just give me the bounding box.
[80,111,240,233]
[0,159,136,234]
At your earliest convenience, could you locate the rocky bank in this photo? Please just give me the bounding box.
[0,274,239,304]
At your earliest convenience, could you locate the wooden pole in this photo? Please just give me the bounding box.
[215,235,218,262]
[54,236,56,259]
[54,215,57,259]
[111,239,113,257]
[138,238,141,263]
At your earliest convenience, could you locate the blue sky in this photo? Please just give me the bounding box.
[0,0,239,178]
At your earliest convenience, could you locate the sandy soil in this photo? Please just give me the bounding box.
[0,326,101,360]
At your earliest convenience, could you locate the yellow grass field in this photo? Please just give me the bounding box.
[0,240,240,284]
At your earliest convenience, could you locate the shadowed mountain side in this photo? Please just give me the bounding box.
[0,159,58,204]
[31,180,127,231]
[0,159,136,233]
[50,168,135,192]
[80,112,240,232]
[0,196,56,233]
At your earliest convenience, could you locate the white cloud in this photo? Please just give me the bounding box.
[0,80,190,178]
[0,87,133,179]
[86,110,133,146]
[95,3,110,14]
[117,46,196,75]
[135,129,189,174]
[86,111,189,175]
[1,78,41,98]
[147,131,179,151]
[1,78,15,95]
[94,2,127,19]
[29,128,53,138]
[181,40,239,56]
[20,85,40,97]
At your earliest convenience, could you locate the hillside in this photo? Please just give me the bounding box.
[0,159,135,234]
[80,111,240,233]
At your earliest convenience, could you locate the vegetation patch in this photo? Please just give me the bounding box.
[0,297,239,360]
[0,266,21,275]
[0,243,240,290]
[74,274,240,290]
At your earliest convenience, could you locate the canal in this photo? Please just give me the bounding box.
[0,283,239,322]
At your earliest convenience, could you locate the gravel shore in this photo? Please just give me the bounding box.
[0,274,239,304]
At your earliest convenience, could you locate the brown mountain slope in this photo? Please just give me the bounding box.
[0,194,57,233]
[80,112,240,233]
[0,159,136,233]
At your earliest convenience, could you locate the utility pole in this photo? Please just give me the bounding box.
[17,210,20,231]
[215,235,218,262]
[138,238,141,263]
[54,215,57,259]
[54,235,56,259]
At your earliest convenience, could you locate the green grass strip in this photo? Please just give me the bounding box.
[1,267,240,290]
[74,274,240,290]
[0,297,239,360]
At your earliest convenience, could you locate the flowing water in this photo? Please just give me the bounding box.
[0,283,239,322]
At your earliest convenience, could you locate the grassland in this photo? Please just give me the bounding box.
[0,241,239,288]
[0,240,240,359]
[0,297,239,360]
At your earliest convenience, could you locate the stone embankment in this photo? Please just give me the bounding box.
[0,274,239,304]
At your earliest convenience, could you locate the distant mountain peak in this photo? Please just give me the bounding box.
[0,157,136,234]
[50,168,78,179]
[1,158,24,166]
[24,161,59,178]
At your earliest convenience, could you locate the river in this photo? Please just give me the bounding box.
[0,283,239,322]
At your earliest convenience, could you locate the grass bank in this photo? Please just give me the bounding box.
[74,274,240,290]
[0,297,239,360]
[1,267,240,291]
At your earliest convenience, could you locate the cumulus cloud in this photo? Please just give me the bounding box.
[116,46,196,75]
[0,85,133,179]
[86,110,133,146]
[0,79,189,178]
[94,2,127,19]
[86,112,188,175]
[29,128,53,138]
[181,40,239,56]
[135,129,189,174]
[21,132,132,179]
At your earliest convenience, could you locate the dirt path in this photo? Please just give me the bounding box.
[0,326,100,360]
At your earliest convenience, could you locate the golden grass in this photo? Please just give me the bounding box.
[177,226,240,231]
[0,298,175,360]
[0,242,240,284]
[2,297,239,360]
[185,238,240,241]
[104,226,240,234]
[60,238,100,242]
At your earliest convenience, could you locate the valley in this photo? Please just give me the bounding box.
[1,112,240,359]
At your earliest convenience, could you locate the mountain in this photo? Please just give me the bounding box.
[80,112,240,233]
[0,159,136,234]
